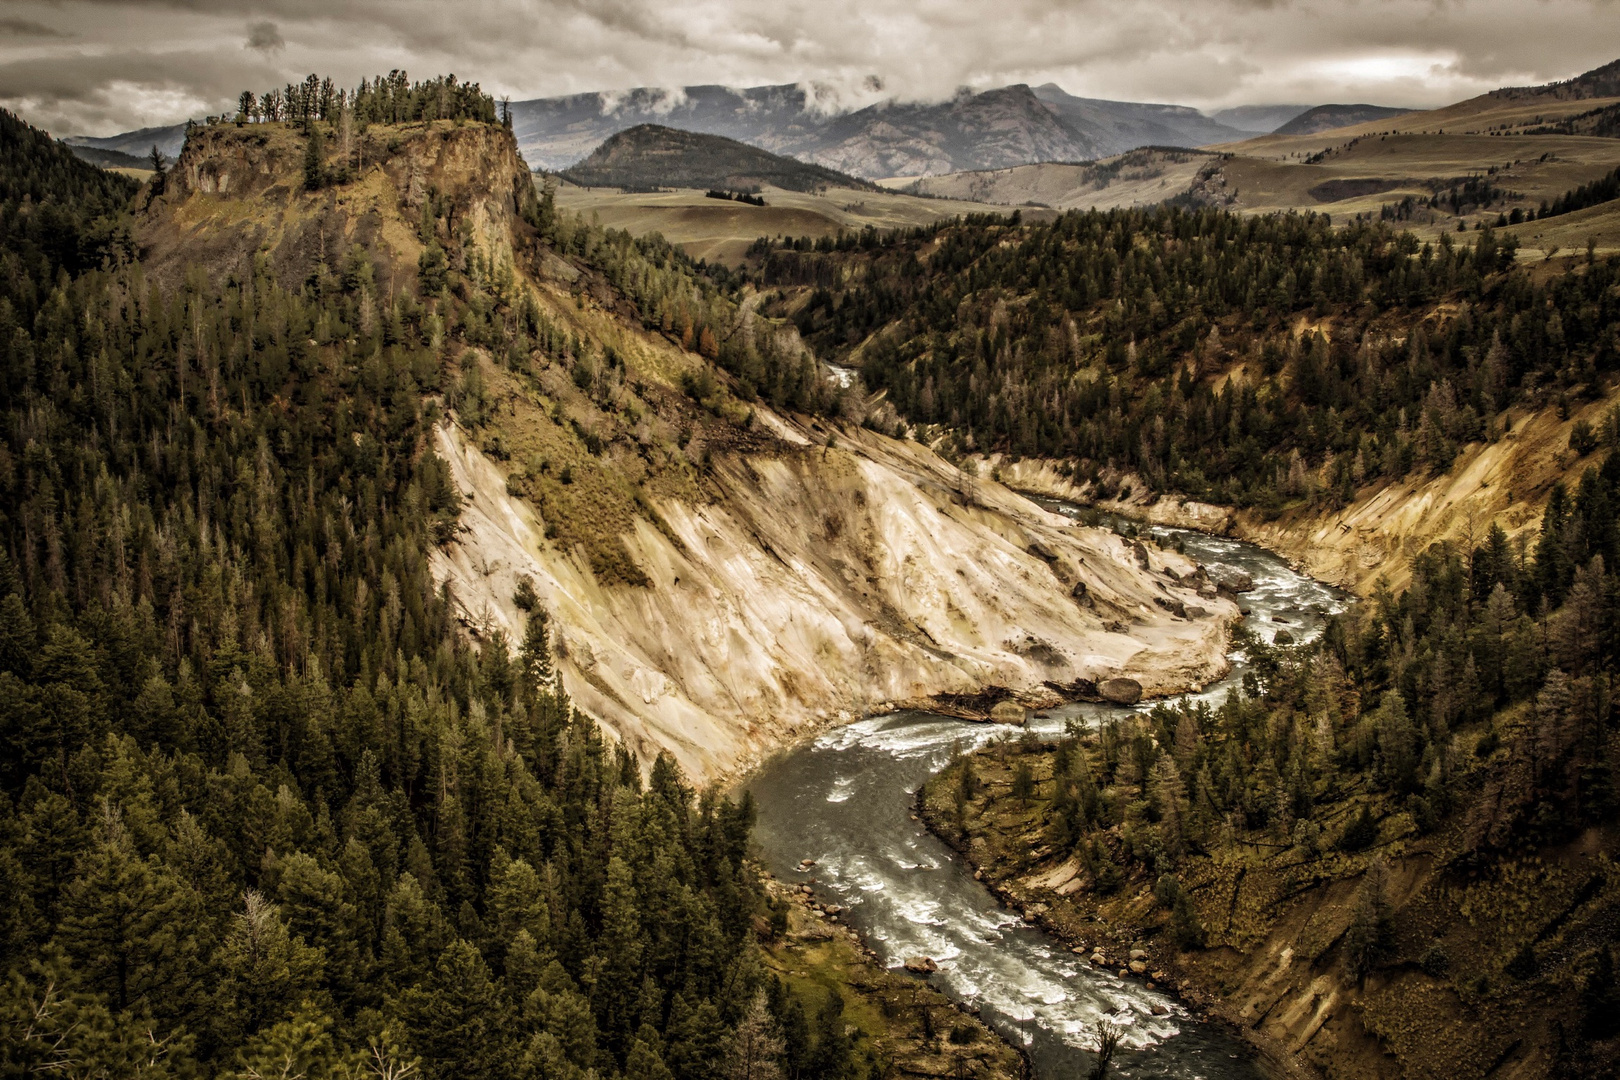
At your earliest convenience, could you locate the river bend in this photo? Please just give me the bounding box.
[747,506,1345,1079]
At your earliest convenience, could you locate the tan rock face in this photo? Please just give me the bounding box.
[432,418,1237,782]
[138,121,531,293]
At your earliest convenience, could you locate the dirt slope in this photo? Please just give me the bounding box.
[434,414,1238,781]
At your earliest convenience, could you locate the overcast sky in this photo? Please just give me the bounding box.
[3,0,1618,137]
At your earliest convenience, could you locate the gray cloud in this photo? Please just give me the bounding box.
[245,20,285,53]
[0,17,71,37]
[1,0,1616,136]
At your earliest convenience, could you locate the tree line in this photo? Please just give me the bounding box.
[750,205,1619,510]
[233,72,499,128]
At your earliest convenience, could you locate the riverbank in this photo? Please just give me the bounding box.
[916,713,1620,1080]
[756,864,1028,1079]
[915,765,1318,1080]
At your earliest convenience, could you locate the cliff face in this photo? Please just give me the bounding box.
[138,120,531,290]
[433,414,1237,781]
[145,119,1240,782]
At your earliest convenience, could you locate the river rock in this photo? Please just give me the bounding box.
[990,700,1028,725]
[1091,952,1108,966]
[1153,596,1186,618]
[1215,568,1256,592]
[904,956,939,974]
[1129,960,1148,975]
[1099,677,1143,705]
[1151,1003,1170,1016]
[1274,629,1295,646]
[1129,948,1148,961]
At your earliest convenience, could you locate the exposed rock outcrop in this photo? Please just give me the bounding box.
[432,419,1236,780]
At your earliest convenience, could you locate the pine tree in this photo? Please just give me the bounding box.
[55,804,200,1017]
[721,992,784,1080]
[399,940,513,1080]
[304,125,326,191]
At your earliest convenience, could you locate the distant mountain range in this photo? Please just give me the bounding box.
[57,81,1422,184]
[561,125,875,192]
[510,82,1345,179]
[63,123,187,164]
[1210,104,1313,133]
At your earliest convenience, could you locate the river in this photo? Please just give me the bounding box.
[745,503,1346,1079]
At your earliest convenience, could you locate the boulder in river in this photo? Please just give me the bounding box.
[904,956,939,974]
[990,700,1028,725]
[1129,960,1148,975]
[1099,677,1143,705]
[1214,568,1256,592]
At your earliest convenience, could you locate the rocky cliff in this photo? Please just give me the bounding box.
[147,118,1240,781]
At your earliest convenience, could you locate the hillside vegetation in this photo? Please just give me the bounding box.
[0,90,1025,1080]
[922,461,1620,1078]
[753,205,1620,519]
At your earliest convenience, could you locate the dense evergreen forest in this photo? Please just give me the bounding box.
[752,207,1619,508]
[0,106,860,1080]
[927,463,1620,1076]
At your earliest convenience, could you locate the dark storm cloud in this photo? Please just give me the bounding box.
[245,21,286,53]
[2,0,1618,136]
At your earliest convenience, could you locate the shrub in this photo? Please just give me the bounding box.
[1420,944,1451,977]
[1338,805,1379,851]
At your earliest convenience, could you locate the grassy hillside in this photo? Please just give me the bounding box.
[1272,104,1413,136]
[553,182,1031,265]
[897,148,1220,211]
[560,124,874,194]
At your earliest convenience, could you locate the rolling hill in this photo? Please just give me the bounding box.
[1271,103,1413,135]
[559,124,875,192]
